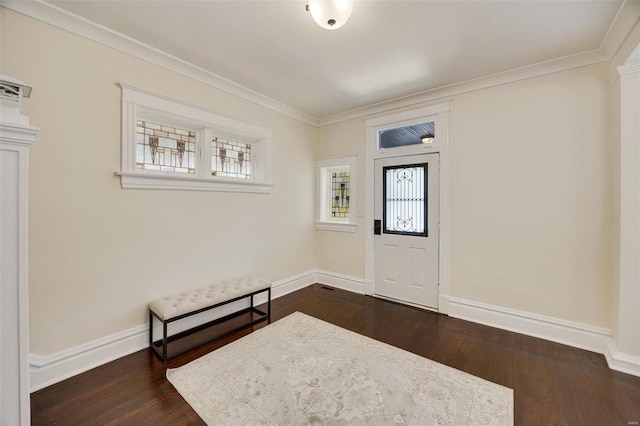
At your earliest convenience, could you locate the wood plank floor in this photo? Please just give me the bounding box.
[31,284,640,425]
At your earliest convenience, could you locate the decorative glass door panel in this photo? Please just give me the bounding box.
[383,164,427,237]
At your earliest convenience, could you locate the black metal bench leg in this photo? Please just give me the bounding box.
[162,321,168,361]
[149,310,153,349]
[268,287,271,318]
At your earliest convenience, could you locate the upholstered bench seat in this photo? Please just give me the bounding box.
[148,276,272,361]
[149,276,271,321]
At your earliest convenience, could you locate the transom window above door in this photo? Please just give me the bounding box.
[379,121,435,149]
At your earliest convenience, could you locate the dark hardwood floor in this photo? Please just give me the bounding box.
[32,284,640,425]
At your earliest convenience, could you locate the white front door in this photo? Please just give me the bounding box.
[374,153,439,308]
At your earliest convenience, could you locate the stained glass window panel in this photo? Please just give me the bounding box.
[211,137,252,179]
[383,164,427,236]
[136,121,195,173]
[331,172,350,218]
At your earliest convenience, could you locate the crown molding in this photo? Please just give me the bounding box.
[619,61,640,76]
[318,1,639,126]
[598,0,640,59]
[609,58,640,86]
[318,50,608,126]
[0,0,318,126]
[2,0,638,128]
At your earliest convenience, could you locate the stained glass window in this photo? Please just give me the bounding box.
[383,164,427,236]
[211,137,252,179]
[331,172,350,218]
[136,121,195,173]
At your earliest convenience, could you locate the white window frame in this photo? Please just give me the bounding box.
[376,116,440,158]
[315,155,357,232]
[117,83,273,193]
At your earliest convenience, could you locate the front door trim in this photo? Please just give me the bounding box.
[364,102,451,313]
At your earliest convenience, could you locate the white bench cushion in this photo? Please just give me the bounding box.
[149,276,271,321]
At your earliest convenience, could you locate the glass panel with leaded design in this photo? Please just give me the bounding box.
[383,163,427,236]
[331,171,350,218]
[136,121,196,173]
[211,137,252,179]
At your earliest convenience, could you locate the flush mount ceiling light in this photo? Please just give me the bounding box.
[421,134,435,144]
[306,0,354,30]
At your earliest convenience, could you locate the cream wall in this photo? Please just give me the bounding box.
[0,7,618,356]
[317,63,613,329]
[315,120,366,278]
[450,63,612,327]
[1,9,317,355]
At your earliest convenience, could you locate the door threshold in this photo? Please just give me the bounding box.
[372,294,439,313]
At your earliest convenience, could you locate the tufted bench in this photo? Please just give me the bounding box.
[148,276,271,360]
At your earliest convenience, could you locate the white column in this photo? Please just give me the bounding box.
[611,61,640,376]
[0,77,39,425]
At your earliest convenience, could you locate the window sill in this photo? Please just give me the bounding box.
[315,221,357,233]
[116,171,273,193]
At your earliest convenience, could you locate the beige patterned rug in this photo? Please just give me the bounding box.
[167,312,513,425]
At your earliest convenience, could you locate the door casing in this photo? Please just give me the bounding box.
[364,102,451,313]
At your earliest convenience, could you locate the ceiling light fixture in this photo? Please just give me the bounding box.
[306,0,354,30]
[421,134,435,144]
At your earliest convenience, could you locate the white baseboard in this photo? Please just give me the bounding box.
[29,325,148,393]
[312,275,637,377]
[314,270,366,294]
[446,295,613,356]
[438,294,450,315]
[604,341,640,377]
[267,270,317,300]
[30,273,640,392]
[29,270,316,392]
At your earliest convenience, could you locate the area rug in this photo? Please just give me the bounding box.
[167,312,513,425]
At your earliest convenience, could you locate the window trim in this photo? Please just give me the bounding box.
[375,115,440,157]
[315,155,357,232]
[117,83,273,193]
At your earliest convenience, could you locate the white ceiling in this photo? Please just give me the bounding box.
[42,1,637,121]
